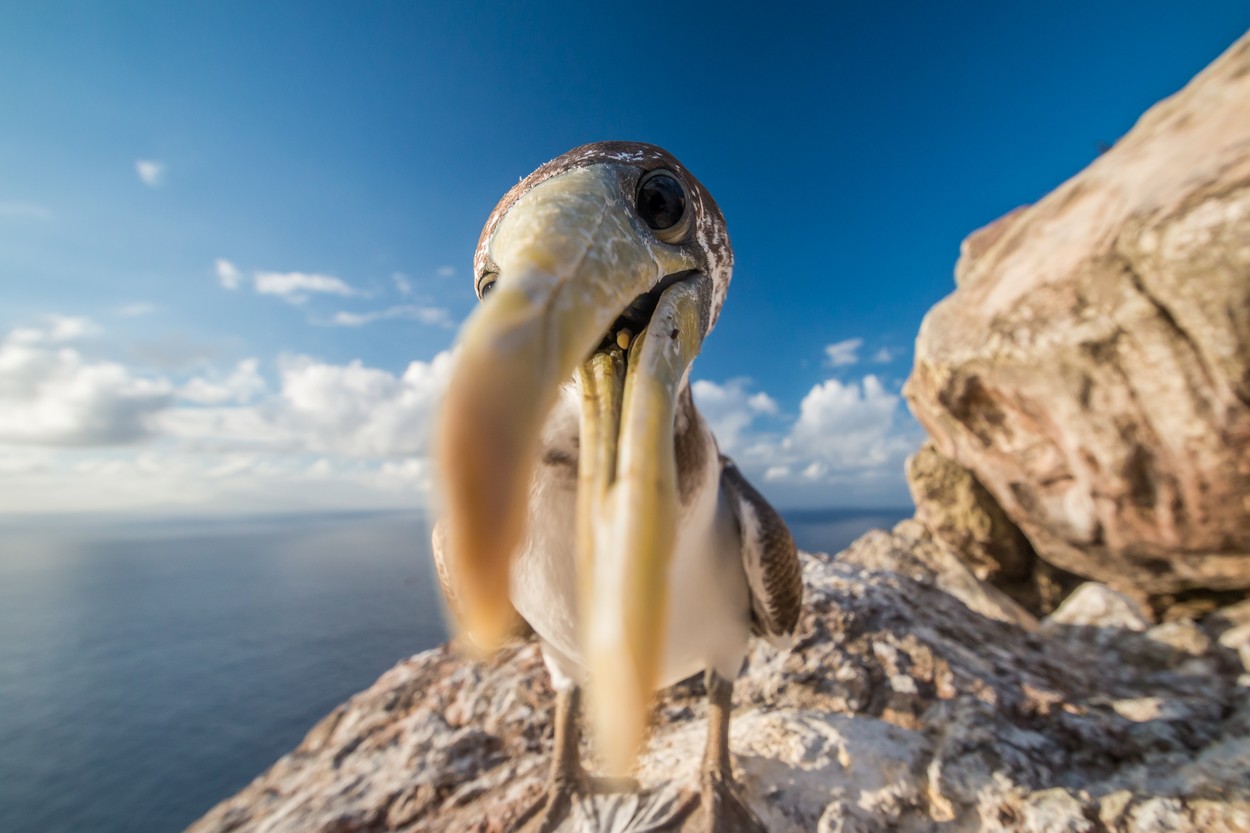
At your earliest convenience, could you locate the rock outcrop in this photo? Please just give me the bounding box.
[906,442,1033,586]
[188,529,1249,833]
[906,442,1081,614]
[905,32,1250,596]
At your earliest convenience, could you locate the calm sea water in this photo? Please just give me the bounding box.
[0,507,905,833]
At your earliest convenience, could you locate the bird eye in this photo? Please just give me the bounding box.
[636,170,692,243]
[478,276,497,300]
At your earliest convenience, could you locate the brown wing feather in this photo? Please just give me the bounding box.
[720,456,803,643]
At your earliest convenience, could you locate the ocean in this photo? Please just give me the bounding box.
[0,507,906,833]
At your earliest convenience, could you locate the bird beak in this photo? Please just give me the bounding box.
[579,275,708,775]
[436,164,707,772]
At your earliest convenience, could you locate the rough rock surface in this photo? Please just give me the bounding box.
[907,442,1033,584]
[907,442,1080,614]
[188,527,1250,833]
[905,32,1250,595]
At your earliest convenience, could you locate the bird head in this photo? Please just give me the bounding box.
[436,142,731,772]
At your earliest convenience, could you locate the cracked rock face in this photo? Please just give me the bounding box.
[186,527,1250,833]
[904,33,1250,596]
[906,442,1082,615]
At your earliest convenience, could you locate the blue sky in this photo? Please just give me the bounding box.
[1,3,1246,514]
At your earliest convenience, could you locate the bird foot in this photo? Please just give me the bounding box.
[510,777,700,833]
[683,771,769,833]
[509,777,580,833]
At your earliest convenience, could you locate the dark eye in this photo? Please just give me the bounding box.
[478,276,497,299]
[636,170,692,243]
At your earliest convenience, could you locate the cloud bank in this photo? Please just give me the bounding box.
[0,316,919,514]
[693,373,920,506]
[0,320,171,446]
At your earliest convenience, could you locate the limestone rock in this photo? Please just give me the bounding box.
[836,517,1038,629]
[1043,582,1151,631]
[1219,623,1250,673]
[904,32,1250,595]
[906,441,1033,584]
[1214,598,1250,630]
[906,442,1081,613]
[187,534,1249,833]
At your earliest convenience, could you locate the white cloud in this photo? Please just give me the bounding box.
[153,403,287,450]
[329,305,452,328]
[436,265,455,278]
[0,447,55,475]
[0,201,53,220]
[135,159,166,188]
[157,351,455,459]
[215,258,243,290]
[748,392,778,414]
[0,326,173,446]
[179,359,266,405]
[8,315,99,345]
[696,373,921,507]
[392,273,413,295]
[0,318,459,512]
[872,347,896,363]
[0,447,433,515]
[115,302,158,317]
[824,338,863,367]
[203,453,259,479]
[254,270,358,304]
[691,378,778,454]
[270,353,454,457]
[217,260,383,306]
[0,311,918,513]
[785,375,911,469]
[1,312,453,459]
[802,461,827,479]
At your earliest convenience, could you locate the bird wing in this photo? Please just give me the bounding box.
[720,455,804,646]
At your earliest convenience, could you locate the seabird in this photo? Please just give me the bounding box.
[433,142,802,832]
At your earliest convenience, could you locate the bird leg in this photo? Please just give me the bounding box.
[511,675,767,833]
[693,671,768,833]
[511,686,584,833]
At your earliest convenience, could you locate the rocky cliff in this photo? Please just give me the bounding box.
[189,31,1250,833]
[905,30,1250,599]
[188,527,1250,833]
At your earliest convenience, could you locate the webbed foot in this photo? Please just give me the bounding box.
[691,771,768,832]
[510,777,579,833]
